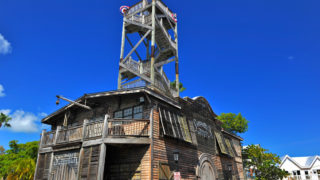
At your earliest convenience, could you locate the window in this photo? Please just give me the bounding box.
[133,105,143,119]
[114,111,123,119]
[305,171,309,175]
[123,108,133,119]
[293,171,296,175]
[113,105,144,120]
[297,170,300,175]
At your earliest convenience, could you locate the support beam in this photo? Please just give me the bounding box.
[123,30,151,64]
[175,23,180,97]
[150,108,154,180]
[48,152,54,180]
[56,95,92,110]
[97,144,107,180]
[125,35,143,61]
[124,19,153,30]
[150,0,156,84]
[118,17,126,89]
[33,130,46,180]
[155,58,175,67]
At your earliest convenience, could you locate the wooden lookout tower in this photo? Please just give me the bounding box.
[34,1,245,180]
[118,0,180,97]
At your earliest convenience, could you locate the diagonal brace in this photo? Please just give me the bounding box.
[123,30,151,63]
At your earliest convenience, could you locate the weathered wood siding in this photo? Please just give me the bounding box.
[78,145,100,180]
[152,109,198,179]
[105,145,151,180]
[35,153,52,180]
[51,150,80,180]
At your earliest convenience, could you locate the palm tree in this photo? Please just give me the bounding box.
[170,80,186,93]
[0,113,11,128]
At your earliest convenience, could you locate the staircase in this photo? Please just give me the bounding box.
[120,0,178,96]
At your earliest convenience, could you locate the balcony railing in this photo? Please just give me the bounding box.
[108,119,150,137]
[42,131,55,147]
[56,126,83,144]
[40,118,150,147]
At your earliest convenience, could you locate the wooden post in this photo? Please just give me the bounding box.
[97,144,107,180]
[150,0,156,84]
[53,126,61,145]
[118,17,126,89]
[82,119,89,141]
[77,147,84,180]
[97,114,109,180]
[150,108,154,180]
[33,130,46,180]
[174,23,180,97]
[48,152,54,180]
[77,119,88,180]
[102,114,109,139]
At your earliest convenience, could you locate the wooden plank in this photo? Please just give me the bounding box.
[86,147,93,180]
[39,147,53,154]
[122,30,151,64]
[33,130,45,180]
[82,139,103,147]
[97,144,106,180]
[125,35,142,61]
[104,137,150,144]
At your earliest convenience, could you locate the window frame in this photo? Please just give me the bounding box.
[113,104,144,120]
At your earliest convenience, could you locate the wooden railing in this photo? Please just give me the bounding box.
[40,118,150,147]
[56,126,83,144]
[84,121,104,140]
[108,119,150,137]
[42,131,55,147]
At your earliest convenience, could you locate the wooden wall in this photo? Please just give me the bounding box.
[35,153,52,180]
[78,145,100,180]
[105,145,151,180]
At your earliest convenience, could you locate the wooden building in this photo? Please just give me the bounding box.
[34,0,244,179]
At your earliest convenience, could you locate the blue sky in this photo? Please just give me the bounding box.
[0,0,319,157]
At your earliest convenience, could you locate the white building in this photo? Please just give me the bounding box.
[280,155,320,180]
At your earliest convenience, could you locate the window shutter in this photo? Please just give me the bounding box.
[214,131,228,155]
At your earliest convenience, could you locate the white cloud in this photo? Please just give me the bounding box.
[0,84,5,97]
[0,109,47,133]
[0,34,12,55]
[0,109,11,115]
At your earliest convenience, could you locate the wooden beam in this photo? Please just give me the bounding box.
[123,30,151,64]
[124,19,153,30]
[97,144,107,180]
[151,0,156,84]
[155,58,175,67]
[38,147,53,154]
[77,148,84,180]
[56,95,92,110]
[48,153,54,180]
[82,139,103,147]
[33,130,46,180]
[118,17,127,89]
[150,108,154,180]
[104,137,150,144]
[125,35,143,61]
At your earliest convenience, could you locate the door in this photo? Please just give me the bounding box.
[200,161,216,180]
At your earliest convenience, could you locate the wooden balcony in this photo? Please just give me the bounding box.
[40,118,151,150]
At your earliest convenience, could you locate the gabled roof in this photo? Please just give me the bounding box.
[42,87,181,123]
[280,155,320,169]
